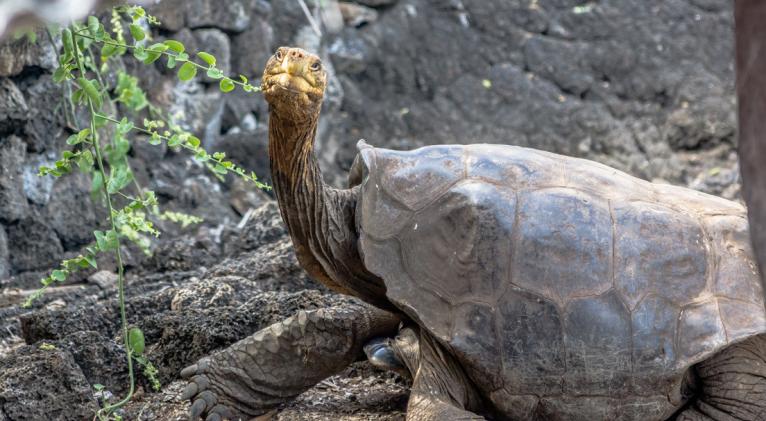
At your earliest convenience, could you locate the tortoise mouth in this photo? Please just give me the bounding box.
[263,72,319,96]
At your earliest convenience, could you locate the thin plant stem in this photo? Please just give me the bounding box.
[72,28,135,418]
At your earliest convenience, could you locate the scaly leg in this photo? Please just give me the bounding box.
[181,302,400,421]
[388,327,486,421]
[674,334,766,421]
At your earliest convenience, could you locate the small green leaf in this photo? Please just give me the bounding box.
[52,66,68,83]
[52,270,67,282]
[144,43,168,64]
[129,23,145,41]
[62,28,74,58]
[167,134,181,147]
[91,171,103,195]
[196,51,216,66]
[187,136,201,148]
[76,77,102,109]
[66,134,79,146]
[94,230,108,251]
[149,132,162,145]
[87,16,100,36]
[132,44,148,61]
[128,327,145,355]
[206,67,224,79]
[163,39,184,53]
[107,164,133,194]
[117,117,133,135]
[39,343,57,351]
[166,55,177,69]
[219,77,235,93]
[239,74,248,84]
[177,61,196,81]
[101,42,118,58]
[84,254,97,269]
[71,88,84,104]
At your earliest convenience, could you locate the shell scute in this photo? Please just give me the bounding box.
[512,187,612,305]
[398,181,516,302]
[497,287,565,396]
[563,291,632,395]
[449,302,504,391]
[465,144,564,188]
[631,295,679,393]
[373,144,464,212]
[677,299,727,361]
[613,201,708,309]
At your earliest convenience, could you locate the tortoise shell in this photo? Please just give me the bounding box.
[350,141,766,420]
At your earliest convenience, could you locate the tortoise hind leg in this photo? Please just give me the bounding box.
[180,302,400,420]
[391,327,486,421]
[674,334,766,421]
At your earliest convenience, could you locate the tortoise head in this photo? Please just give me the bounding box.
[262,46,327,122]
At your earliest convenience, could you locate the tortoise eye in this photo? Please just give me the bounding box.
[310,61,321,71]
[275,50,283,60]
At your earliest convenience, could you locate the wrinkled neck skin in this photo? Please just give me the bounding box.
[268,109,389,309]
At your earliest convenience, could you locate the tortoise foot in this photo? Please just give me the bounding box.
[180,355,258,421]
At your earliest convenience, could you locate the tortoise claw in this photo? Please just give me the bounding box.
[189,398,207,420]
[181,383,198,400]
[180,364,198,379]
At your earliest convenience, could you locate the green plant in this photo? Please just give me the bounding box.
[23,5,268,420]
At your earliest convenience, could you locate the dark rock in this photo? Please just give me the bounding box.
[230,14,274,79]
[147,0,187,31]
[22,154,56,205]
[186,0,254,32]
[193,28,232,79]
[209,129,271,186]
[0,29,57,77]
[6,216,63,273]
[228,176,271,215]
[0,135,28,223]
[353,0,399,6]
[54,331,130,394]
[169,82,223,147]
[224,201,287,254]
[0,345,98,421]
[328,32,372,75]
[339,2,379,27]
[147,230,222,272]
[220,88,263,133]
[45,172,101,250]
[0,226,8,280]
[211,237,320,292]
[16,74,67,153]
[0,78,28,137]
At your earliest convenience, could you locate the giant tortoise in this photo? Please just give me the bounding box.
[181,47,766,421]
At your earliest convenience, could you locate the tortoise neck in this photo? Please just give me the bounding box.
[267,109,390,307]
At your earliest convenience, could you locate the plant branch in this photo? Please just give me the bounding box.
[72,29,136,417]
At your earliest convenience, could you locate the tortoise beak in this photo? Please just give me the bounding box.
[281,56,305,79]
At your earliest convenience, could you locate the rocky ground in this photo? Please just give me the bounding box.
[0,0,743,420]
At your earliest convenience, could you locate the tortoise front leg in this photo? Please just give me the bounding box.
[390,327,486,421]
[181,302,400,421]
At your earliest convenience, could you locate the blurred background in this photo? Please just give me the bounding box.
[0,1,744,419]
